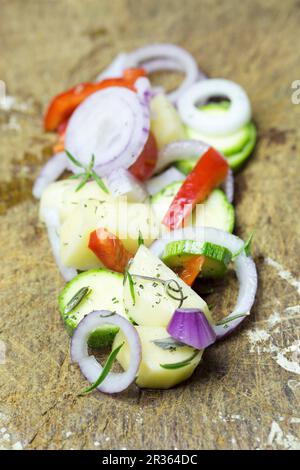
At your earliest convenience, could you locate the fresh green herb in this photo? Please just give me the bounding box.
[130,274,187,309]
[233,232,254,259]
[138,230,144,246]
[152,337,186,352]
[78,342,124,395]
[64,286,91,315]
[127,271,136,306]
[160,350,200,369]
[99,311,116,318]
[216,312,249,327]
[65,150,109,193]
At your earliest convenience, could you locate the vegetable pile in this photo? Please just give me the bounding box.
[35,43,257,394]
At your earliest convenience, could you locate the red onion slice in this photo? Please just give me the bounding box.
[178,79,252,136]
[71,311,141,394]
[150,226,257,339]
[105,168,148,202]
[33,152,68,199]
[43,208,77,281]
[146,167,185,195]
[125,44,200,103]
[167,308,216,349]
[65,86,150,177]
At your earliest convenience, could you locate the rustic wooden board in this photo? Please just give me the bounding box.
[0,0,300,450]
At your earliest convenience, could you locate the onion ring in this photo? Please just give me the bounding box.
[71,311,141,394]
[178,79,251,136]
[65,86,150,177]
[150,226,257,339]
[125,44,199,103]
[32,152,68,199]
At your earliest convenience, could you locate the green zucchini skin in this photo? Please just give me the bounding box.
[177,102,257,172]
[162,240,232,278]
[58,269,125,348]
[151,183,235,234]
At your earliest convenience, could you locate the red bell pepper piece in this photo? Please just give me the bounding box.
[129,132,158,181]
[88,227,132,273]
[162,147,229,230]
[177,255,204,286]
[44,68,146,132]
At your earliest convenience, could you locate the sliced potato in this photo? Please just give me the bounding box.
[40,180,110,223]
[60,199,160,270]
[150,94,186,149]
[114,326,203,389]
[123,245,211,327]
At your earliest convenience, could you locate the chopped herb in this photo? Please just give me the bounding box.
[138,230,144,246]
[233,232,254,259]
[130,274,187,308]
[99,311,116,318]
[160,350,200,369]
[78,342,124,395]
[64,286,91,315]
[127,271,136,306]
[65,150,109,193]
[152,337,186,351]
[216,312,249,326]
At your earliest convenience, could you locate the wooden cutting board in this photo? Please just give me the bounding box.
[0,0,299,450]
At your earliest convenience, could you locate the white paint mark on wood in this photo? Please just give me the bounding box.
[265,257,300,295]
[267,421,300,449]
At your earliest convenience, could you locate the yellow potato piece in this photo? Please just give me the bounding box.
[60,199,160,270]
[150,94,186,149]
[113,326,203,389]
[124,245,211,326]
[39,180,111,223]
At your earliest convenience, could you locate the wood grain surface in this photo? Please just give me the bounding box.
[0,0,299,450]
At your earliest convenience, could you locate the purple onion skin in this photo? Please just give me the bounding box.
[167,308,216,350]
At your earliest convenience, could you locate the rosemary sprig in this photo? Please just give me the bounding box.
[233,232,254,259]
[78,342,124,396]
[65,150,109,194]
[124,265,136,306]
[216,312,249,327]
[152,337,186,352]
[130,274,187,309]
[160,350,200,370]
[138,230,144,246]
[63,286,91,315]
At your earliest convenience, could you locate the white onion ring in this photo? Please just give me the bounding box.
[143,58,184,74]
[178,79,251,136]
[146,167,185,196]
[105,168,148,202]
[71,311,141,394]
[155,140,233,201]
[43,208,77,281]
[223,168,234,203]
[155,139,209,173]
[95,53,128,81]
[150,226,257,339]
[125,44,199,103]
[32,152,68,199]
[65,86,150,177]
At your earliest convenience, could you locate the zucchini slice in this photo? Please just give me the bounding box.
[58,269,125,347]
[162,240,232,278]
[151,182,234,233]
